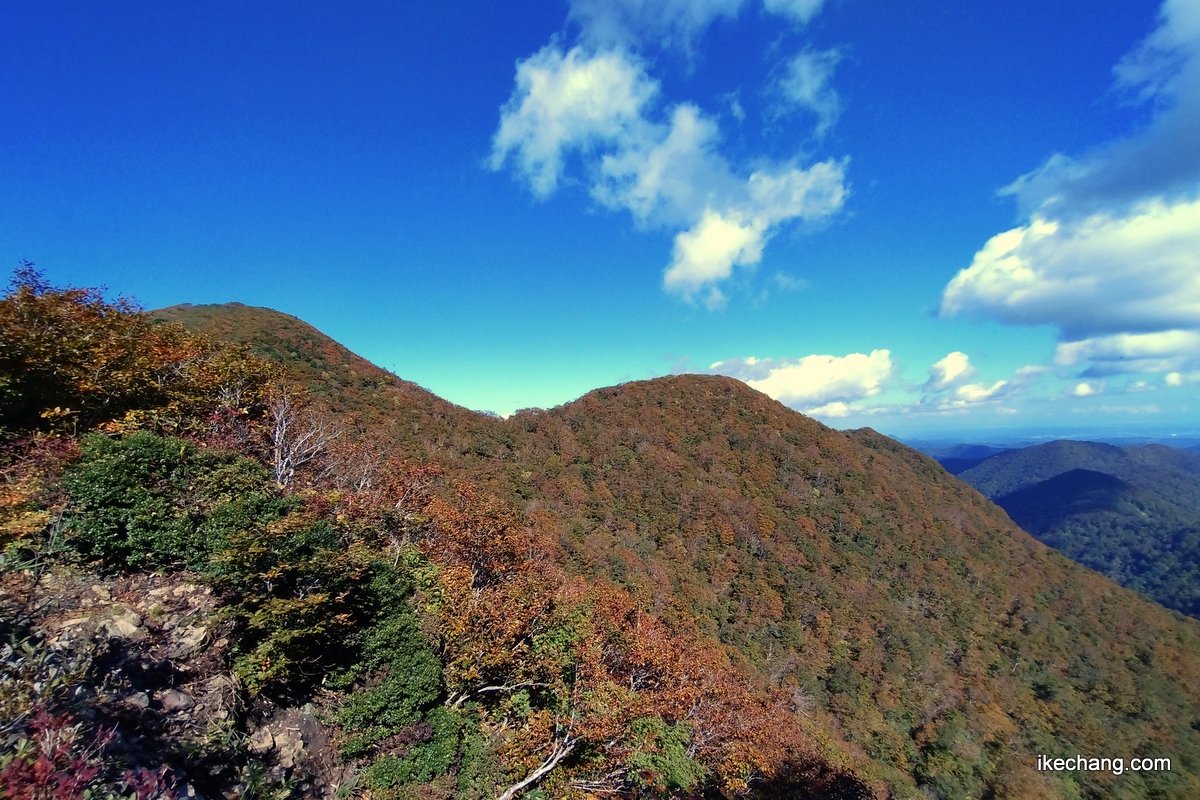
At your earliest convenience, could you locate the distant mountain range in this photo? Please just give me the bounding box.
[950,440,1200,619]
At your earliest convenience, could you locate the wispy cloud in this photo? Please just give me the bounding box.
[1002,0,1200,217]
[567,0,747,52]
[771,48,843,137]
[762,0,827,25]
[1054,329,1200,376]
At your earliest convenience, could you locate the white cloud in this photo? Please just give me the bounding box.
[804,400,852,418]
[1054,329,1200,375]
[703,286,728,311]
[772,48,843,137]
[594,103,732,225]
[941,198,1200,340]
[1072,380,1106,397]
[773,271,808,290]
[490,45,657,198]
[491,45,848,306]
[952,380,1008,402]
[565,0,830,51]
[1166,370,1200,386]
[926,351,977,391]
[944,1,1200,387]
[568,0,747,51]
[762,0,826,25]
[710,349,896,408]
[747,159,848,222]
[658,159,847,299]
[920,352,1024,410]
[665,210,764,292]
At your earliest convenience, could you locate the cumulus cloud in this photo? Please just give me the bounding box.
[490,46,658,198]
[1166,370,1200,386]
[491,44,848,305]
[926,351,977,391]
[1071,380,1107,397]
[915,355,1044,412]
[660,159,846,299]
[709,350,896,412]
[772,48,843,137]
[1054,329,1200,375]
[940,199,1200,340]
[804,401,852,417]
[943,0,1200,383]
[665,210,764,292]
[593,103,733,225]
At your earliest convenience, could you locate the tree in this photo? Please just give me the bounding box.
[0,264,270,435]
[265,382,339,488]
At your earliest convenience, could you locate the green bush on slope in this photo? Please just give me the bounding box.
[63,430,292,570]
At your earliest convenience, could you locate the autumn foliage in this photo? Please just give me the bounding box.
[8,271,1200,798]
[0,263,269,436]
[1,270,874,798]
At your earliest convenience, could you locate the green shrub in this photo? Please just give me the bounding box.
[333,608,444,753]
[624,716,706,793]
[208,513,372,696]
[63,431,290,569]
[360,706,465,790]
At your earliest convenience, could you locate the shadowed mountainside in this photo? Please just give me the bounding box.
[959,440,1200,503]
[958,441,1200,619]
[996,468,1137,528]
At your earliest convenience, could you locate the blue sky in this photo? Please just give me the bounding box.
[3,0,1198,439]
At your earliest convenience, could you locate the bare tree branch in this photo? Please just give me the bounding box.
[268,384,339,488]
[495,736,577,800]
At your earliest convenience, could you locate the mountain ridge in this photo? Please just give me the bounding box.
[155,302,1200,799]
[958,440,1200,619]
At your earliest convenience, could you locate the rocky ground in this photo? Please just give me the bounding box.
[0,566,351,799]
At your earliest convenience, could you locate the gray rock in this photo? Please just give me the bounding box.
[102,610,144,640]
[247,726,275,754]
[177,625,208,655]
[159,689,194,713]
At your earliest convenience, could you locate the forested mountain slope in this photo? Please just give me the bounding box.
[959,440,1200,502]
[153,302,496,463]
[6,280,870,800]
[958,441,1200,618]
[158,303,1200,800]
